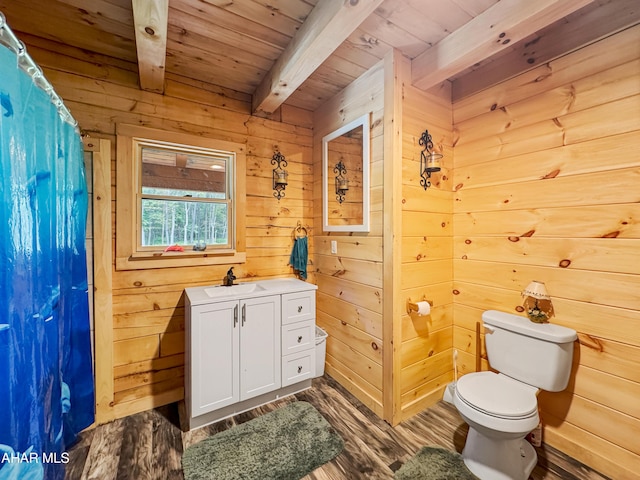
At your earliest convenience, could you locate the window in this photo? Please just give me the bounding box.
[138,143,232,249]
[116,125,246,270]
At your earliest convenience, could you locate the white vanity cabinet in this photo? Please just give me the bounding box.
[185,279,317,430]
[187,296,280,418]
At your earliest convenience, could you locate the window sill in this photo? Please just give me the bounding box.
[116,251,246,271]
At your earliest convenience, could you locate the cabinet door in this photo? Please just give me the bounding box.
[190,300,240,416]
[240,295,281,400]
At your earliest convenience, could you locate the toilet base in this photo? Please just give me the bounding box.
[442,382,456,404]
[462,427,537,480]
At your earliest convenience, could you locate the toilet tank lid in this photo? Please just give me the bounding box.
[483,310,577,343]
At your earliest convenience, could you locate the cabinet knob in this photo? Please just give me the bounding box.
[297,366,303,374]
[298,305,303,313]
[297,335,303,343]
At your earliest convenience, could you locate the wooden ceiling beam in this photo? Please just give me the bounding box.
[411,0,594,91]
[252,0,385,115]
[132,0,169,94]
[451,0,640,101]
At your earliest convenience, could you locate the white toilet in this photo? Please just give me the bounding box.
[453,310,577,480]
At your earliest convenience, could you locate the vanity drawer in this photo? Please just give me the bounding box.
[282,320,314,355]
[282,350,315,387]
[282,291,315,325]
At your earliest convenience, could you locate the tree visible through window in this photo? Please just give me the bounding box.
[140,191,228,246]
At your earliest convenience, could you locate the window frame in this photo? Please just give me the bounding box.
[116,124,246,270]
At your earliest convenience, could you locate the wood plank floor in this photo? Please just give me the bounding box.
[65,375,611,480]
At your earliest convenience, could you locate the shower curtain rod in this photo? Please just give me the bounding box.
[0,11,78,130]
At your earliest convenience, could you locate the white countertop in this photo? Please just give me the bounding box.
[185,278,317,306]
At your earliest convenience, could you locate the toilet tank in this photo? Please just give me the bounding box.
[482,310,577,392]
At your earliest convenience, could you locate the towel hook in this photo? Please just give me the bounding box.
[293,221,308,239]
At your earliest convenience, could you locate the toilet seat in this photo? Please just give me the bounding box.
[456,372,538,419]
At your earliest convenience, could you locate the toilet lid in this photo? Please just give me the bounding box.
[456,372,538,419]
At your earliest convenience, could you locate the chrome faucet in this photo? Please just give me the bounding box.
[222,267,236,286]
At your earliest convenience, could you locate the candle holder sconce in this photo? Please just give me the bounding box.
[419,129,443,190]
[334,160,349,204]
[272,151,288,201]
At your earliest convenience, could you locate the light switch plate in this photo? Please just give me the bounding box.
[330,240,337,254]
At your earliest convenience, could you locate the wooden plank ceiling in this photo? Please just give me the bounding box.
[1,0,638,113]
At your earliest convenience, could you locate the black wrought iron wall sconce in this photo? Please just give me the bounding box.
[419,129,442,190]
[272,151,288,200]
[334,160,349,204]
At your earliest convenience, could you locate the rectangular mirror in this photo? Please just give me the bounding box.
[322,113,370,232]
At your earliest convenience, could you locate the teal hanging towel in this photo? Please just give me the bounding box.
[289,236,308,280]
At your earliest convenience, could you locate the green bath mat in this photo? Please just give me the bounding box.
[182,401,343,480]
[394,446,480,480]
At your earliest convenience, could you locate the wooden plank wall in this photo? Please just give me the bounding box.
[313,61,385,419]
[398,57,455,421]
[20,32,315,421]
[452,26,640,479]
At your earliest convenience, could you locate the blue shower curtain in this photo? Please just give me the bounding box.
[0,43,94,480]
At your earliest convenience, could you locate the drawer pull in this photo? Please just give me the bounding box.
[297,366,303,374]
[233,305,238,327]
[297,335,303,343]
[298,305,303,313]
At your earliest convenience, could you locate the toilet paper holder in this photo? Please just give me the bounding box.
[407,296,434,314]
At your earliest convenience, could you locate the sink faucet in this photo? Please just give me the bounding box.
[222,267,236,286]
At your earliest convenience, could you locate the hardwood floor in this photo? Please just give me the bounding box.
[65,375,610,480]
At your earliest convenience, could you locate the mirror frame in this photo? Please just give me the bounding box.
[322,113,370,232]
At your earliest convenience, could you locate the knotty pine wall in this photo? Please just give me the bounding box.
[397,56,455,421]
[452,26,640,479]
[312,51,455,426]
[15,26,638,477]
[21,32,315,421]
[313,60,385,419]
